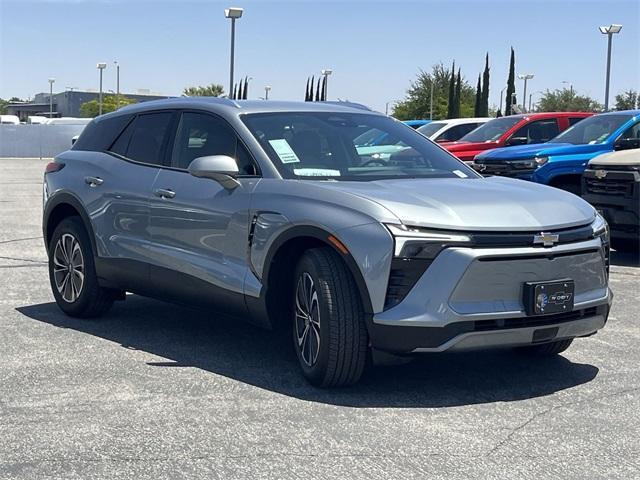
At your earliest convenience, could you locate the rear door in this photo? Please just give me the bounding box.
[148,110,260,310]
[90,111,176,286]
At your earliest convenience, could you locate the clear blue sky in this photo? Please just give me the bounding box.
[1,0,638,113]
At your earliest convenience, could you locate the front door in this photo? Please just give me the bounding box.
[148,111,260,311]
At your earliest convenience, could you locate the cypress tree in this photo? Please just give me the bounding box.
[232,83,237,100]
[474,74,482,117]
[452,68,461,118]
[309,75,315,102]
[505,47,516,115]
[315,77,321,101]
[447,60,455,118]
[305,77,310,101]
[237,81,243,100]
[243,76,249,99]
[481,53,490,116]
[321,76,327,101]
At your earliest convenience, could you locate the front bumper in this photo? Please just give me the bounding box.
[370,238,611,354]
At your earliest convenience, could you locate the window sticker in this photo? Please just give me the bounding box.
[453,169,468,178]
[268,139,300,164]
[293,168,341,177]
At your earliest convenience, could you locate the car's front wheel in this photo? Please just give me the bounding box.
[292,247,368,387]
[48,217,115,318]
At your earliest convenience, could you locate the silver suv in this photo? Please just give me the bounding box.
[43,99,612,386]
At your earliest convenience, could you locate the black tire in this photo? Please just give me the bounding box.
[48,216,114,318]
[516,338,573,356]
[292,247,368,387]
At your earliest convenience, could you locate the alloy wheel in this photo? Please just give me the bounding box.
[295,272,321,367]
[53,233,85,303]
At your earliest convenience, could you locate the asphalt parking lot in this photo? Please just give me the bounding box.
[1,158,639,480]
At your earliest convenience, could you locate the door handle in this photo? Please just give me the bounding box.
[84,176,103,187]
[154,188,176,199]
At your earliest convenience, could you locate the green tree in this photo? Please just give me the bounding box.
[505,47,516,115]
[0,98,7,115]
[536,88,602,112]
[80,95,137,118]
[452,68,462,118]
[393,63,476,120]
[182,84,225,97]
[447,60,456,118]
[615,89,639,110]
[474,74,482,117]
[480,53,490,116]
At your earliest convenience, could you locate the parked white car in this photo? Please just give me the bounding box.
[417,117,491,143]
[0,115,20,125]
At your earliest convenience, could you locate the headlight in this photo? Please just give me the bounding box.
[591,212,609,239]
[508,157,548,169]
[534,156,549,166]
[386,224,472,258]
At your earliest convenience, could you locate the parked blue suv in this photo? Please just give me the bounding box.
[472,111,640,193]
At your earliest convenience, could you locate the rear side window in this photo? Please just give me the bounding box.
[110,112,174,165]
[569,117,586,126]
[436,123,481,142]
[72,114,133,151]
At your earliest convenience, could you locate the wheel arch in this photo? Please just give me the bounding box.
[43,193,97,255]
[260,225,374,330]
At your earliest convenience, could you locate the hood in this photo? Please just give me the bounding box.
[315,177,595,231]
[476,142,611,161]
[589,149,640,166]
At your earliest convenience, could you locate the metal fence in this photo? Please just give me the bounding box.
[0,124,86,158]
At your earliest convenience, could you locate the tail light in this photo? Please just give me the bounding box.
[45,162,65,173]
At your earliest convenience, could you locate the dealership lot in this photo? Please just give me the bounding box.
[1,158,639,479]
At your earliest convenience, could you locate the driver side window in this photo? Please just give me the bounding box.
[620,122,640,140]
[171,112,258,175]
[511,119,559,144]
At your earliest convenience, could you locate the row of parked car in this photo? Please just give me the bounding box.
[398,110,640,251]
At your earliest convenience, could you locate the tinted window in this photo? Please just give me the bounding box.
[568,117,586,126]
[73,114,133,151]
[436,123,481,142]
[460,116,523,142]
[242,112,479,181]
[110,112,173,165]
[549,114,633,144]
[620,122,640,140]
[511,119,559,144]
[171,112,236,169]
[417,121,447,138]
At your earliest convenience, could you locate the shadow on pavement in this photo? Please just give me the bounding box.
[17,296,599,408]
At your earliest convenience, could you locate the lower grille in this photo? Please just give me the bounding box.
[585,177,634,197]
[473,307,599,332]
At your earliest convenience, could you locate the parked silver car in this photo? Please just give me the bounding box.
[43,99,612,386]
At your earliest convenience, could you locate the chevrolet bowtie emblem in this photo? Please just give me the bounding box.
[594,169,607,179]
[533,232,559,247]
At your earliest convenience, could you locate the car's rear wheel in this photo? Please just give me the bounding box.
[48,217,114,318]
[516,338,573,355]
[292,247,368,387]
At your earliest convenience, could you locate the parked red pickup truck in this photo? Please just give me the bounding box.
[442,112,593,162]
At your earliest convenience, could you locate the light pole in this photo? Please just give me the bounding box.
[499,85,507,114]
[48,78,55,117]
[97,62,107,115]
[528,91,543,112]
[518,74,534,112]
[264,85,271,100]
[114,61,120,109]
[321,69,332,100]
[599,24,622,111]
[561,80,573,97]
[429,81,434,120]
[225,7,243,97]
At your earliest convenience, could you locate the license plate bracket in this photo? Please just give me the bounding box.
[523,279,575,316]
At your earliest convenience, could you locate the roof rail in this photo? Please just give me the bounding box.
[321,101,372,111]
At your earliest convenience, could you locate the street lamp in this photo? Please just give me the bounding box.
[114,61,120,109]
[96,62,107,115]
[264,85,271,100]
[48,78,55,118]
[321,69,332,100]
[599,24,622,111]
[499,85,507,114]
[518,74,534,112]
[225,7,244,97]
[561,80,574,97]
[529,91,543,112]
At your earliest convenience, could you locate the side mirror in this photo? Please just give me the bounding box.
[188,155,241,190]
[614,137,640,151]
[506,136,528,146]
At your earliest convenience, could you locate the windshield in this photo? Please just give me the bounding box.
[417,121,447,138]
[242,112,479,181]
[548,114,633,145]
[459,116,522,142]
